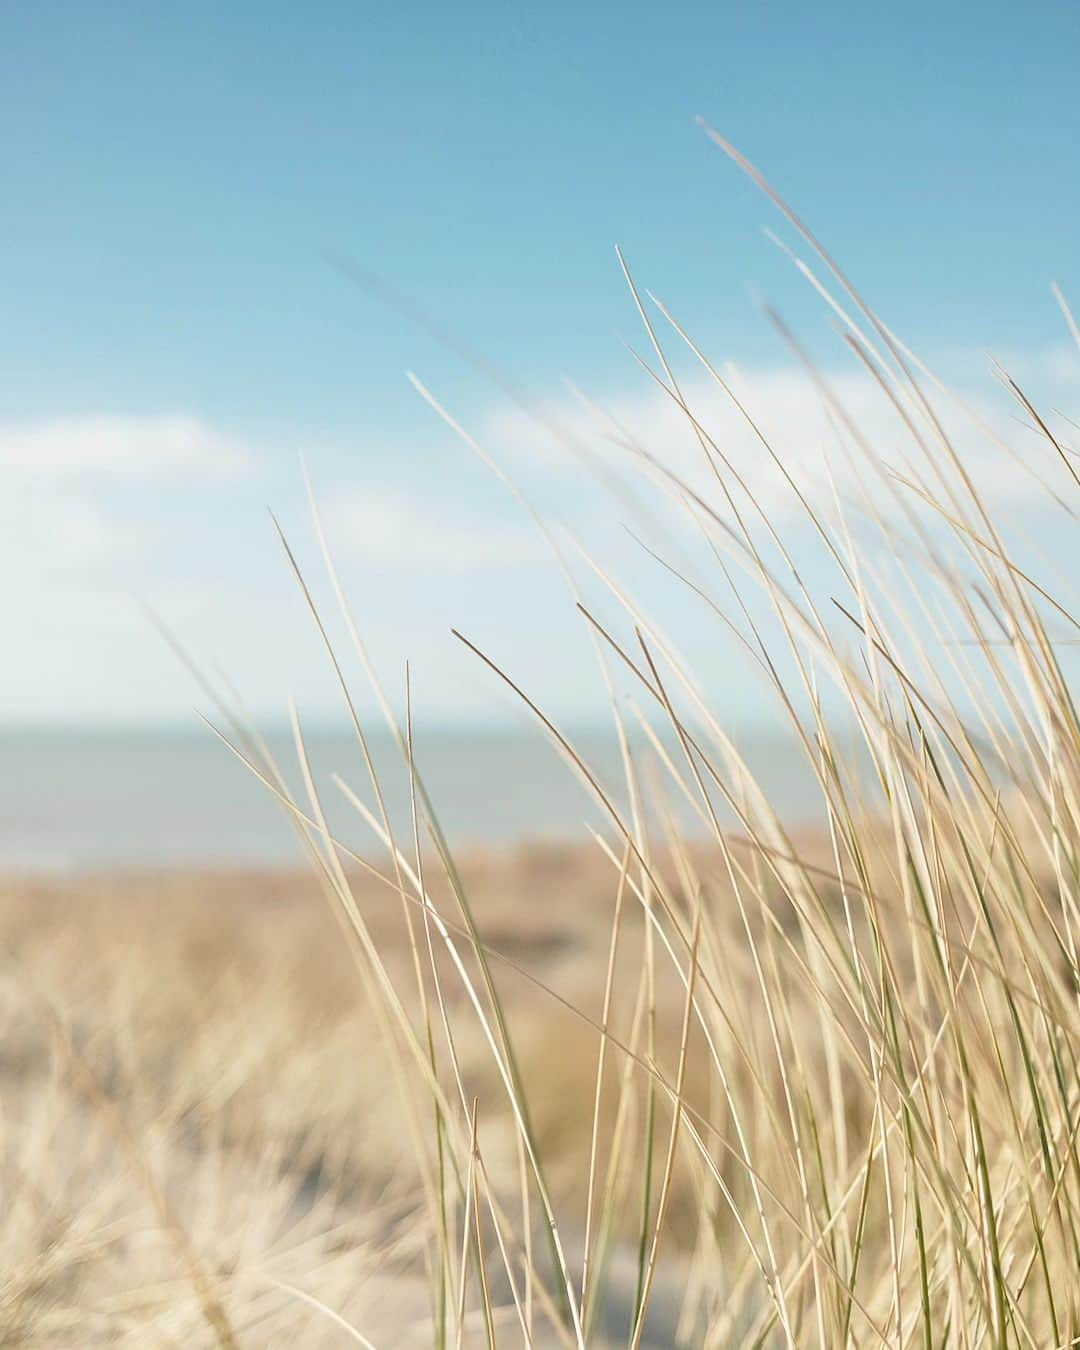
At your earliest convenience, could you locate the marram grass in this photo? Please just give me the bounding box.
[6,137,1080,1348]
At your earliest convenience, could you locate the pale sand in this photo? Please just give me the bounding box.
[0,845,716,1346]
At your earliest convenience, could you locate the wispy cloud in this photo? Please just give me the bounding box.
[4,412,255,585]
[325,488,545,570]
[482,345,1080,521]
[7,349,1077,724]
[31,495,140,571]
[0,413,250,477]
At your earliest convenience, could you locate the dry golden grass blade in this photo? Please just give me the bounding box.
[580,839,634,1322]
[629,905,701,1350]
[27,122,1080,1350]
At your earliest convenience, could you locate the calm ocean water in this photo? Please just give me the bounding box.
[0,725,831,872]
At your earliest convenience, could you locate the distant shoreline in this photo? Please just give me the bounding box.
[0,724,834,872]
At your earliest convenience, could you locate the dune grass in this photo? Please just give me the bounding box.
[6,136,1080,1346]
[256,140,1080,1346]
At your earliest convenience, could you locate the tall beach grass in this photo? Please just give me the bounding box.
[228,135,1080,1347]
[7,133,1080,1347]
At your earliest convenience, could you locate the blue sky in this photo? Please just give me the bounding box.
[4,2,1080,727]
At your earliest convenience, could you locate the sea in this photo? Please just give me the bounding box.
[0,724,833,873]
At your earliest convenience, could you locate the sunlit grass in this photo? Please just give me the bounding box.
[4,135,1080,1346]
[262,137,1080,1346]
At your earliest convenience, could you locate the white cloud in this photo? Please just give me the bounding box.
[0,412,256,593]
[482,345,1080,522]
[0,481,143,580]
[0,413,250,477]
[34,495,139,570]
[325,488,544,570]
[1,353,1074,726]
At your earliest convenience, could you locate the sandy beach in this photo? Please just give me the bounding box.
[0,846,711,1346]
